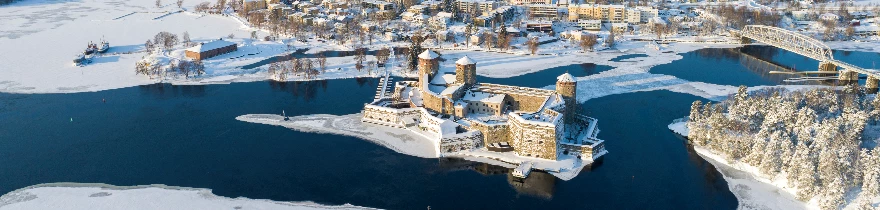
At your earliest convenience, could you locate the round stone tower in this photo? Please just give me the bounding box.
[418,50,440,80]
[557,72,577,123]
[556,72,577,103]
[455,56,477,86]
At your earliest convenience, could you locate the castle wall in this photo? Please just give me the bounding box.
[559,141,604,160]
[422,91,447,114]
[505,94,549,113]
[508,114,558,160]
[439,131,483,153]
[467,120,510,146]
[362,103,421,127]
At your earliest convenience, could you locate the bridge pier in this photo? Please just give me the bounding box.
[819,61,837,72]
[868,76,879,94]
[838,70,859,85]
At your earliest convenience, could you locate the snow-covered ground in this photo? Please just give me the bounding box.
[235,113,601,180]
[0,183,375,210]
[669,119,880,210]
[236,114,439,158]
[0,0,267,93]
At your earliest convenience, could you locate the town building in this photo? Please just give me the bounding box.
[184,39,237,60]
[567,4,626,23]
[528,5,562,20]
[244,0,268,11]
[362,50,607,161]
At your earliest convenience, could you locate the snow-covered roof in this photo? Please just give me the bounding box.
[436,120,459,135]
[462,91,505,104]
[430,73,457,85]
[557,73,575,82]
[456,56,476,65]
[186,39,236,53]
[418,50,439,59]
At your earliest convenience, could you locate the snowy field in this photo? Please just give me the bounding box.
[669,119,880,210]
[0,0,267,93]
[0,183,375,210]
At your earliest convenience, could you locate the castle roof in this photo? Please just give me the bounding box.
[456,56,476,65]
[557,73,575,82]
[418,50,439,59]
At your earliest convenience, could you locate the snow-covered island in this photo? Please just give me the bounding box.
[239,50,608,181]
[669,86,880,210]
[0,183,375,210]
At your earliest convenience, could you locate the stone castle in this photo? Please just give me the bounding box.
[362,50,606,161]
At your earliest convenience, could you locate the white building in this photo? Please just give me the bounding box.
[578,19,602,30]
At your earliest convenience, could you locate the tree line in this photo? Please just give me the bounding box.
[687,85,880,209]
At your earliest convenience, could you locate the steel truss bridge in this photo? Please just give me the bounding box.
[738,25,880,85]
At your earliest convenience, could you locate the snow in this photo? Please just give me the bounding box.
[447,149,602,181]
[235,113,603,180]
[692,147,813,210]
[186,39,236,53]
[235,114,440,158]
[669,119,880,210]
[417,50,439,60]
[455,56,476,65]
[0,0,272,93]
[556,73,575,83]
[0,183,374,210]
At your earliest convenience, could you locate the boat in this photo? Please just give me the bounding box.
[512,161,534,179]
[98,40,110,53]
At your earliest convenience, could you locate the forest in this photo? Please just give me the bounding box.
[687,85,880,209]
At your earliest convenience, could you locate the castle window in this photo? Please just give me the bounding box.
[539,141,543,144]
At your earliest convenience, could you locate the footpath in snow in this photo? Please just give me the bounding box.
[0,183,375,210]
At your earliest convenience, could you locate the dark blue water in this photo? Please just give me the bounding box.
[652,45,879,86]
[3,47,874,209]
[476,63,613,88]
[610,54,649,62]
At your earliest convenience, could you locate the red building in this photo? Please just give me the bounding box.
[185,39,237,60]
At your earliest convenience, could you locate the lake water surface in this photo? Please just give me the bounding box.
[1,46,876,209]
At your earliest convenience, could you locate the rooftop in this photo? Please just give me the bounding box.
[456,56,476,65]
[418,50,439,59]
[556,72,575,82]
[186,39,236,53]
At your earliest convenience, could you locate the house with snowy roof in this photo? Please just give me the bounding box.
[184,39,237,60]
[362,50,607,161]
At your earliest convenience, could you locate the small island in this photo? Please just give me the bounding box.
[240,50,608,180]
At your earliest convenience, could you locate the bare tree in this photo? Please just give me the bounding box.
[182,31,191,47]
[176,0,184,8]
[145,40,155,53]
[317,54,327,73]
[481,32,494,50]
[153,31,179,50]
[579,34,597,52]
[227,33,235,39]
[214,0,227,13]
[526,37,538,55]
[156,0,162,8]
[194,2,211,12]
[354,47,367,72]
[605,29,616,48]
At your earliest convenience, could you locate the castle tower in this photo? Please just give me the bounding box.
[455,56,477,86]
[557,73,577,122]
[418,50,440,90]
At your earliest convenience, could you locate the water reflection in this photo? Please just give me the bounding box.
[138,83,207,99]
